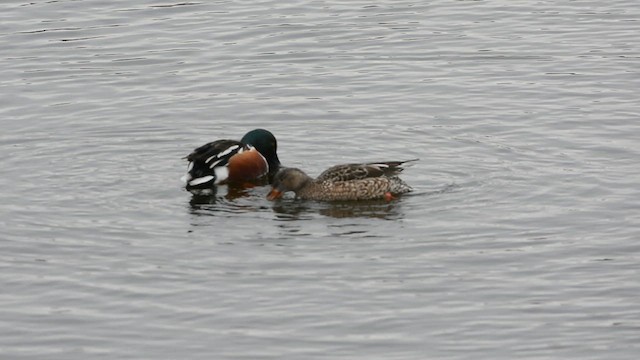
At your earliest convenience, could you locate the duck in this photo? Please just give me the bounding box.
[267,160,415,201]
[182,129,281,188]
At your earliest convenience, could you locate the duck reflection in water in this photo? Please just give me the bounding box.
[271,198,405,220]
[187,184,258,211]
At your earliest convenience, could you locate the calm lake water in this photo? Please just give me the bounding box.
[1,1,639,359]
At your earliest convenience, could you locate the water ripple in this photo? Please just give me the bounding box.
[1,0,640,359]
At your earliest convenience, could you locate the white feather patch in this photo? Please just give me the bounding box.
[205,155,217,163]
[189,175,214,186]
[217,144,240,158]
[187,162,194,172]
[209,158,224,169]
[214,166,229,183]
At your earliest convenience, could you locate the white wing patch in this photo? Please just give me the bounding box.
[217,144,240,158]
[205,145,241,167]
[209,158,224,169]
[189,175,214,186]
[371,163,389,169]
[214,166,229,183]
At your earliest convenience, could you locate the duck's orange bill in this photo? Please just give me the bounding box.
[266,188,283,200]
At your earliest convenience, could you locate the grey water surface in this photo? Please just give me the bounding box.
[1,1,639,359]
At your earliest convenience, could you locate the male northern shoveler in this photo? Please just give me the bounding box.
[182,129,280,188]
[266,160,415,201]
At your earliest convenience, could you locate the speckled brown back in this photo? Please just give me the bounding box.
[298,176,412,201]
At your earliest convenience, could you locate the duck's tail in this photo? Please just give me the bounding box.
[368,158,419,176]
[182,160,220,188]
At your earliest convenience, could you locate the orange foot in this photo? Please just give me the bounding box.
[384,192,396,201]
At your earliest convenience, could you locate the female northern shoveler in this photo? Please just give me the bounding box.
[182,129,280,188]
[266,160,415,201]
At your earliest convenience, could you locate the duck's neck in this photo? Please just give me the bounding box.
[266,153,281,173]
[292,175,315,197]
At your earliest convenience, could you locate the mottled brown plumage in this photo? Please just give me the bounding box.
[267,161,415,201]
